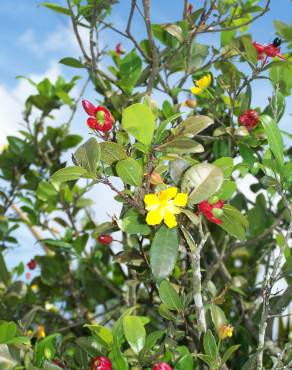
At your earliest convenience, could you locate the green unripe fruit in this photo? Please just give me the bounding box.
[212,208,224,218]
[96,110,105,122]
[208,195,219,205]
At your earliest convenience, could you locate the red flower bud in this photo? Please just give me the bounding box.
[82,100,113,132]
[82,99,96,116]
[92,356,112,370]
[239,109,259,131]
[52,360,65,368]
[27,259,37,270]
[98,235,113,245]
[198,200,224,224]
[115,43,124,56]
[187,3,193,15]
[153,363,173,370]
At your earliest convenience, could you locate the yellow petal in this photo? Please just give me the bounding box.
[144,194,159,210]
[191,86,203,95]
[159,187,177,201]
[173,193,188,207]
[164,211,177,228]
[146,210,164,225]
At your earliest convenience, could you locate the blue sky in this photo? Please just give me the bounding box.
[0,0,291,273]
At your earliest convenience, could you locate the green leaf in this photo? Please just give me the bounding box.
[221,344,240,364]
[51,166,88,183]
[263,91,285,122]
[150,225,179,281]
[122,103,156,146]
[34,334,60,367]
[213,157,234,178]
[176,354,193,370]
[39,3,71,15]
[159,280,183,312]
[181,163,224,205]
[59,57,85,68]
[216,180,236,200]
[73,234,89,255]
[0,322,17,344]
[210,304,226,331]
[100,142,128,165]
[84,324,113,350]
[119,50,142,91]
[0,252,10,286]
[196,354,217,369]
[0,344,18,370]
[173,115,214,137]
[118,209,151,235]
[73,138,100,173]
[61,134,83,149]
[241,351,260,370]
[143,330,165,352]
[156,137,204,154]
[203,330,218,359]
[260,115,284,168]
[163,24,184,43]
[36,181,58,201]
[123,316,146,354]
[220,204,248,241]
[116,158,143,186]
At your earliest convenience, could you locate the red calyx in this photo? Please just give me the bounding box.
[27,259,37,270]
[91,356,112,370]
[187,3,193,14]
[115,43,123,56]
[153,363,173,370]
[82,100,113,132]
[52,360,65,369]
[239,109,259,131]
[253,41,285,61]
[98,235,113,245]
[198,200,224,224]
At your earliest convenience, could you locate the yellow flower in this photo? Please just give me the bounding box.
[36,325,46,339]
[191,74,211,95]
[144,187,188,228]
[218,324,234,340]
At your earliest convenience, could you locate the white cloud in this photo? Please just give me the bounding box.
[0,62,63,145]
[17,23,90,58]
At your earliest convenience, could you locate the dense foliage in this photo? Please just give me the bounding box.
[0,1,292,369]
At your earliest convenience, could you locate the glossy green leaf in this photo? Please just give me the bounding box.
[260,115,284,168]
[210,304,227,331]
[203,330,218,359]
[100,142,128,165]
[119,50,142,90]
[51,166,88,183]
[73,137,100,173]
[0,344,18,370]
[221,344,240,364]
[122,103,156,146]
[176,354,194,370]
[118,209,151,235]
[116,158,143,186]
[181,163,224,205]
[0,322,17,344]
[173,115,214,137]
[123,316,146,354]
[159,280,183,312]
[84,324,113,350]
[150,225,179,281]
[59,57,84,68]
[39,3,71,15]
[220,204,248,241]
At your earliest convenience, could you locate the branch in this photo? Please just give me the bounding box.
[142,0,159,94]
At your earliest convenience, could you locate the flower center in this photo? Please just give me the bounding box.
[96,110,105,124]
